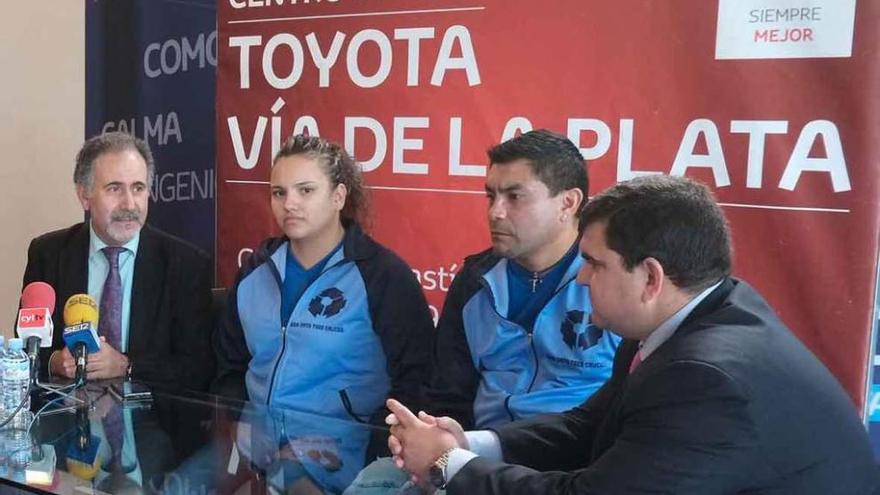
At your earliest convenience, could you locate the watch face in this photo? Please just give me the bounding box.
[429,464,445,488]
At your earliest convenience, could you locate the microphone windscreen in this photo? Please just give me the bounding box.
[63,294,99,327]
[21,282,56,315]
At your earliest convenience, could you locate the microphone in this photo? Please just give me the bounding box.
[61,294,100,386]
[16,282,56,381]
[65,405,101,481]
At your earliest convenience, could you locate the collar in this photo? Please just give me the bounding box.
[268,228,352,281]
[88,222,141,258]
[282,238,344,276]
[639,279,723,360]
[507,242,578,292]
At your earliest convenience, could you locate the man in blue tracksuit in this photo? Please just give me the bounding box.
[426,130,621,429]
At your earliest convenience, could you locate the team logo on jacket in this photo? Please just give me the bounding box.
[561,310,602,351]
[308,287,347,317]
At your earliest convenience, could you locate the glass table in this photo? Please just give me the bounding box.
[0,380,417,494]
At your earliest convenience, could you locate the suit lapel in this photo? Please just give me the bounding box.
[589,339,639,461]
[614,339,640,379]
[626,278,735,374]
[57,225,90,312]
[676,278,735,332]
[128,226,165,355]
[46,224,90,348]
[590,280,736,462]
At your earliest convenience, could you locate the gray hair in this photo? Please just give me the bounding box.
[74,132,155,190]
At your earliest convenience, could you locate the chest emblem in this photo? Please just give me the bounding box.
[308,287,347,317]
[561,310,603,351]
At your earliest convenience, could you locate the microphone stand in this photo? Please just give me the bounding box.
[23,336,81,402]
[25,336,41,386]
[73,343,88,389]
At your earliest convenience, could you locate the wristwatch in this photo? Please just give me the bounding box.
[429,447,455,489]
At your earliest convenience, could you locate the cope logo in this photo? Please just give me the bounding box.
[561,310,603,351]
[308,287,347,318]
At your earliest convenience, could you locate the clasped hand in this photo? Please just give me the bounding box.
[50,336,129,380]
[385,398,468,486]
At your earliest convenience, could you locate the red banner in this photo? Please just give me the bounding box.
[217,0,880,411]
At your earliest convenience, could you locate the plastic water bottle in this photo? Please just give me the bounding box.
[6,410,31,471]
[0,435,7,478]
[0,424,6,477]
[0,335,8,476]
[2,339,30,415]
[0,336,6,416]
[2,339,31,472]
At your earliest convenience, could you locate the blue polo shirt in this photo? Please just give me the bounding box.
[280,242,343,325]
[506,244,578,332]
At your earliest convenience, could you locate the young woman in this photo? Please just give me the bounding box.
[213,134,433,425]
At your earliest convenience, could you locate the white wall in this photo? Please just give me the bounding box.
[0,4,84,337]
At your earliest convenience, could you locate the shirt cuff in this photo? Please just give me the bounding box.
[465,430,503,460]
[445,430,503,483]
[445,448,479,483]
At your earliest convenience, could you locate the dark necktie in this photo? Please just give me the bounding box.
[99,247,124,350]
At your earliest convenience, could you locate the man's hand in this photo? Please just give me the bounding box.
[385,399,460,481]
[419,411,469,451]
[86,337,129,379]
[49,348,76,379]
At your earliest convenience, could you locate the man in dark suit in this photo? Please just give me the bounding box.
[21,132,213,391]
[386,175,877,494]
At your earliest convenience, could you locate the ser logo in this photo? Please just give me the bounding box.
[308,287,346,317]
[561,310,602,351]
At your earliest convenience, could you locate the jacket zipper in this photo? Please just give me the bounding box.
[502,331,539,423]
[480,273,578,398]
[264,255,348,406]
[525,332,540,392]
[525,275,576,393]
[265,324,288,405]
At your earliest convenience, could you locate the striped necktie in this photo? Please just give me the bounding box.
[98,247,124,350]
